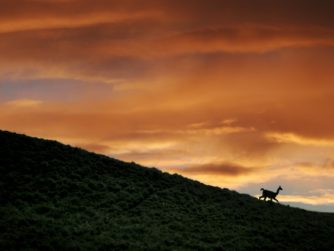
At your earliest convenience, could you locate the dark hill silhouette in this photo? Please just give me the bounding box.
[1,130,334,250]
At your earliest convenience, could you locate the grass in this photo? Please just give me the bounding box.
[1,130,334,250]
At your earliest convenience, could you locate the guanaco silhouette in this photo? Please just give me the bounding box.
[259,185,283,203]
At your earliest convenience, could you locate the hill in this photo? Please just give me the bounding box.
[1,130,334,250]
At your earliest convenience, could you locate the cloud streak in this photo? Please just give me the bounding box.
[169,162,255,176]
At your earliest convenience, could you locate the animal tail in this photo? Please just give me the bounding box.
[260,188,264,191]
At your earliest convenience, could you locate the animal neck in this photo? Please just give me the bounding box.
[276,188,281,195]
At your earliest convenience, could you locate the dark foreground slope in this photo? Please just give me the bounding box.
[1,131,334,251]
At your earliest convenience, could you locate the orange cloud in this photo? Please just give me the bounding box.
[1,0,334,211]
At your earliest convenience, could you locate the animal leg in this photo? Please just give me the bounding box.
[274,198,279,204]
[259,195,264,200]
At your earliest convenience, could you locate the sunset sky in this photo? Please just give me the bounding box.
[1,0,334,211]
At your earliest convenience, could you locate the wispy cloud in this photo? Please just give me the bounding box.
[279,194,334,205]
[266,132,334,146]
[6,99,43,107]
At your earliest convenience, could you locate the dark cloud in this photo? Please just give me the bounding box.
[1,0,333,27]
[170,162,255,176]
[0,78,114,102]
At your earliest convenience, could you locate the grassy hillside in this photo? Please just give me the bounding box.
[1,130,334,251]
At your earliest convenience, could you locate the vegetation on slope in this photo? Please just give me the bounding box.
[1,130,334,251]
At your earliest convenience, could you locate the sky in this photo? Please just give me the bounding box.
[1,0,334,212]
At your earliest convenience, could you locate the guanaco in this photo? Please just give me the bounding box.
[259,186,283,203]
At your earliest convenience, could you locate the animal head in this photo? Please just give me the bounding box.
[278,185,283,191]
